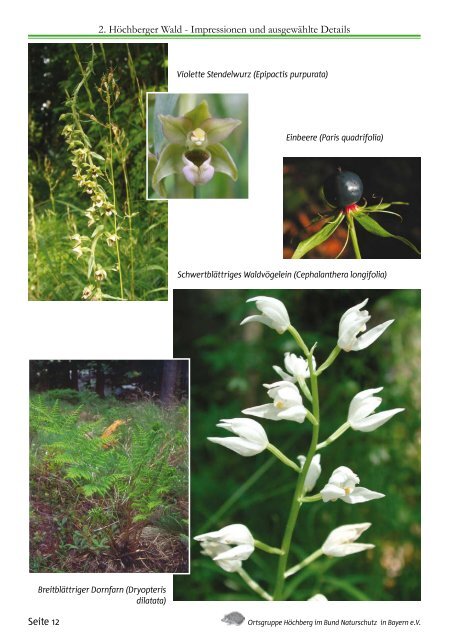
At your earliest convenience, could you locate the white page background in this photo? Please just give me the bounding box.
[2,0,450,637]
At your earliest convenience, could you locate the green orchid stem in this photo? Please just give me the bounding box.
[317,421,350,450]
[306,410,318,427]
[316,345,342,376]
[288,325,310,358]
[273,350,320,601]
[254,539,284,556]
[347,213,362,259]
[300,493,322,503]
[284,548,323,579]
[267,444,301,474]
[237,567,273,601]
[106,96,124,300]
[297,376,312,402]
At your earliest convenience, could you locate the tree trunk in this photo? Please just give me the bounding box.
[160,361,180,405]
[95,364,105,398]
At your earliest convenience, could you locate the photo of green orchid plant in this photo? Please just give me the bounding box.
[147,93,248,199]
[283,158,421,259]
[29,44,168,301]
[173,289,420,601]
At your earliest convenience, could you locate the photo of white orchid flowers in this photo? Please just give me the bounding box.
[173,289,420,601]
[147,93,248,199]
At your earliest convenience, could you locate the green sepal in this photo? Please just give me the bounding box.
[363,201,408,212]
[158,114,191,144]
[354,213,421,255]
[183,100,211,127]
[152,143,184,195]
[209,143,238,181]
[291,213,344,259]
[203,117,241,144]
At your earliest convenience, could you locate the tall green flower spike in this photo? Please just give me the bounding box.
[152,100,241,196]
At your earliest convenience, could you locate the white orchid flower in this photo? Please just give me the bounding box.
[320,466,384,504]
[273,352,314,382]
[308,594,328,602]
[72,245,83,259]
[337,298,394,352]
[348,387,405,432]
[208,418,268,457]
[243,380,307,424]
[194,524,254,573]
[322,522,375,557]
[297,453,322,491]
[240,296,290,334]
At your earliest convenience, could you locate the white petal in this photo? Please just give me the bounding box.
[195,524,254,548]
[351,408,405,432]
[328,466,360,489]
[298,454,322,491]
[342,487,385,504]
[320,483,346,502]
[215,557,242,572]
[214,543,254,563]
[348,388,384,423]
[216,418,268,446]
[278,405,307,423]
[339,299,369,326]
[324,542,375,558]
[240,315,277,331]
[207,436,265,456]
[352,320,394,351]
[322,522,371,553]
[272,365,294,382]
[242,296,290,334]
[242,404,282,421]
[308,594,328,602]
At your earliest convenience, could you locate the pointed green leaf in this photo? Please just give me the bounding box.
[87,252,95,278]
[91,224,104,238]
[355,213,420,255]
[158,114,191,144]
[291,214,345,259]
[152,143,184,195]
[203,118,241,144]
[209,143,238,181]
[365,201,408,212]
[184,100,211,127]
[153,93,180,153]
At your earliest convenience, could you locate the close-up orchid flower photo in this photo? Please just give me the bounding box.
[173,289,420,601]
[147,93,248,199]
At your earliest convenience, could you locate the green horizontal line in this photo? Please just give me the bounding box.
[28,34,421,40]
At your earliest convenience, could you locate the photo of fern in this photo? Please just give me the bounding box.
[29,44,168,301]
[29,360,188,573]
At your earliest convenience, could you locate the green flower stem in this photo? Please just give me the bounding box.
[288,325,310,358]
[106,93,124,300]
[267,444,301,474]
[237,568,273,601]
[284,548,323,579]
[316,345,341,376]
[347,213,362,259]
[300,493,322,503]
[121,158,135,300]
[317,421,350,450]
[305,409,318,427]
[254,539,284,556]
[297,376,312,402]
[72,44,95,109]
[273,348,320,601]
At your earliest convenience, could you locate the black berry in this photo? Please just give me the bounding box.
[323,169,364,208]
